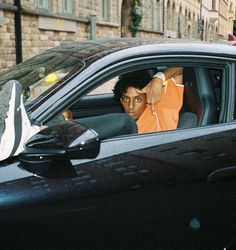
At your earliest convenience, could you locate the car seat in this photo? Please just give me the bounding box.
[178,67,218,128]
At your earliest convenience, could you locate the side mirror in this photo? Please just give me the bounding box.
[19,122,100,176]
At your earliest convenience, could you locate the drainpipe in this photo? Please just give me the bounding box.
[199,0,203,41]
[14,0,22,64]
[163,0,165,37]
[90,11,96,40]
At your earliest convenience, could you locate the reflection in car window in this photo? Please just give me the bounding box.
[0,52,84,107]
[23,67,72,103]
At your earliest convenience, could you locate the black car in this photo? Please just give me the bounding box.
[0,38,236,250]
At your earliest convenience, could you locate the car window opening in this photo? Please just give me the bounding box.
[48,66,222,140]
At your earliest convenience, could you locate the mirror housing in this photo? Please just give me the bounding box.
[19,122,100,176]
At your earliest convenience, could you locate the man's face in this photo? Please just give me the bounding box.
[120,87,147,121]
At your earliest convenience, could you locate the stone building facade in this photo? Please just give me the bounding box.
[201,0,236,42]
[0,0,235,73]
[165,0,201,39]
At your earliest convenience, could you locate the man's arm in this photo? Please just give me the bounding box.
[162,67,183,80]
[139,67,183,114]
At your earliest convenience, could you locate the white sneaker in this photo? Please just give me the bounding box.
[0,80,40,161]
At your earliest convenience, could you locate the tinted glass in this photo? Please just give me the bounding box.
[0,51,84,107]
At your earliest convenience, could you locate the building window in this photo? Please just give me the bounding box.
[192,13,196,38]
[171,3,176,30]
[184,8,188,37]
[154,0,160,31]
[212,0,216,10]
[36,0,49,10]
[178,6,182,38]
[148,0,154,29]
[102,0,109,21]
[61,0,72,14]
[167,0,171,30]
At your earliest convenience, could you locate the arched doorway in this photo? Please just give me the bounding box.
[121,0,133,37]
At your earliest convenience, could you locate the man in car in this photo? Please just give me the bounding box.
[113,67,184,134]
[0,67,182,161]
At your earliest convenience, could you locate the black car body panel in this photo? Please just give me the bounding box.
[1,121,236,209]
[0,38,236,249]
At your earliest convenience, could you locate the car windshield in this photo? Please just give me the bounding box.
[0,50,84,107]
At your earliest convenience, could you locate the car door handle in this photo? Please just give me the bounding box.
[207,166,236,182]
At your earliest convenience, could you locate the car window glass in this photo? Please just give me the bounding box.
[0,52,84,107]
[87,77,119,95]
[23,66,74,104]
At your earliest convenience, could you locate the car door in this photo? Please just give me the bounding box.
[1,54,236,250]
[60,56,236,249]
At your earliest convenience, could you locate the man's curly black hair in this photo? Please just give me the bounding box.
[113,69,153,100]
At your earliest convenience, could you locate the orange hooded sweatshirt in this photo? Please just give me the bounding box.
[136,78,184,134]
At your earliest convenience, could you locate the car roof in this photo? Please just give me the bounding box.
[47,37,236,65]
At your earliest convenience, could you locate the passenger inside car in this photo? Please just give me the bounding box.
[113,67,184,134]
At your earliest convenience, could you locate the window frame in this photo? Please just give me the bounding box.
[60,0,73,15]
[35,0,49,10]
[101,0,110,22]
